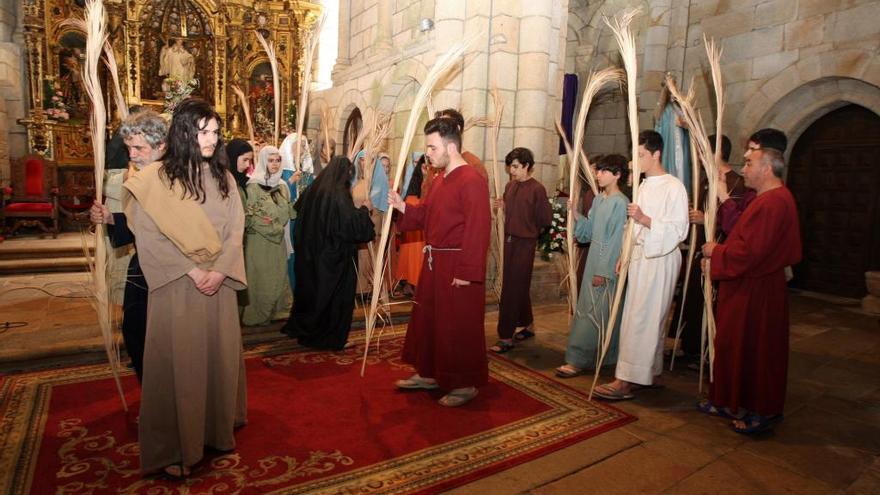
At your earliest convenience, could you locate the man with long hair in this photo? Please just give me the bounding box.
[122,98,247,478]
[389,117,491,407]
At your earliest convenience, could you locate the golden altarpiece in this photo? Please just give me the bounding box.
[17,0,320,225]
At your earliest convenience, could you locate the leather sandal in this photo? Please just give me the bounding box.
[439,388,478,407]
[394,374,439,390]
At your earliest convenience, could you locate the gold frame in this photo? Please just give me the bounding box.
[19,0,322,164]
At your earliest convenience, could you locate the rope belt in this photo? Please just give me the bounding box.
[422,244,462,271]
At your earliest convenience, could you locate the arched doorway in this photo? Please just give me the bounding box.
[342,107,362,157]
[788,104,880,298]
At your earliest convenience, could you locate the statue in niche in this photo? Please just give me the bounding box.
[159,38,197,83]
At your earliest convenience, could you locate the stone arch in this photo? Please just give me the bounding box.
[758,77,880,168]
[334,87,369,142]
[738,49,880,155]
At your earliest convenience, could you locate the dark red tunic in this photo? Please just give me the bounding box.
[397,164,491,389]
[709,186,802,416]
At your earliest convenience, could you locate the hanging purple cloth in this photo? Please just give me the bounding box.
[559,73,578,155]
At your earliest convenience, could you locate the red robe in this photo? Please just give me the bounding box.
[397,164,491,390]
[709,186,802,416]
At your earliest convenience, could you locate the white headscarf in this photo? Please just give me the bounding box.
[248,145,284,187]
[279,132,314,174]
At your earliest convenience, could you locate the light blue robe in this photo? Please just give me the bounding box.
[565,191,628,369]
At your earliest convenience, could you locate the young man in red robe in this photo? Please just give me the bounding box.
[701,146,801,434]
[389,117,491,407]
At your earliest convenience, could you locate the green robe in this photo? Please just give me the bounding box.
[565,191,627,369]
[240,182,295,326]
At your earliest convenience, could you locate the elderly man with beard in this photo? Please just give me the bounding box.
[89,109,167,382]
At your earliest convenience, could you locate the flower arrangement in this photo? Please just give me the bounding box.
[538,196,567,260]
[163,77,199,114]
[43,76,70,121]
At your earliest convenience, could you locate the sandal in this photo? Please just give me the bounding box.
[592,383,635,401]
[730,413,784,435]
[490,340,515,354]
[160,463,191,480]
[439,387,478,407]
[555,364,586,378]
[394,374,439,390]
[513,328,535,341]
[696,399,744,420]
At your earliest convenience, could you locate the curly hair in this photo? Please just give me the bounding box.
[161,98,230,202]
[119,110,167,150]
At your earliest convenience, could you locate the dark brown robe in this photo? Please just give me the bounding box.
[496,178,553,339]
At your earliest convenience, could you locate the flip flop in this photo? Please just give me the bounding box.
[439,388,478,407]
[696,399,744,420]
[555,364,586,378]
[730,413,784,435]
[513,328,535,341]
[395,374,439,390]
[490,340,515,354]
[592,383,635,401]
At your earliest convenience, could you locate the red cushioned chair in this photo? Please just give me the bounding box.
[1,154,60,238]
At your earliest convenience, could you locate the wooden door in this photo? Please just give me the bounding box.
[788,104,880,298]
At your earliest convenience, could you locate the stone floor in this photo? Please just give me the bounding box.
[0,272,878,494]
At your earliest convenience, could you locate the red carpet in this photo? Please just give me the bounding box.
[0,331,635,494]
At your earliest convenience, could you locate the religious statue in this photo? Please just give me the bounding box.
[159,38,196,83]
[59,48,88,118]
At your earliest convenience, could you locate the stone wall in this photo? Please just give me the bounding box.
[571,0,880,166]
[312,0,573,193]
[0,1,27,185]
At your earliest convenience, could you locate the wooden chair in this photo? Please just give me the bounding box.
[1,154,60,238]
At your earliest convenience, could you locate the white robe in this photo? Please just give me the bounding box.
[615,173,689,385]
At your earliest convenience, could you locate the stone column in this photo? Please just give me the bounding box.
[374,0,393,53]
[333,0,351,77]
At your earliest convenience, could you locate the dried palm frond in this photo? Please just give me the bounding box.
[564,68,624,320]
[590,8,642,400]
[231,84,255,143]
[81,0,127,411]
[671,128,701,371]
[293,15,325,170]
[320,105,336,159]
[364,111,392,193]
[361,33,482,376]
[254,30,281,146]
[471,87,505,296]
[664,36,724,387]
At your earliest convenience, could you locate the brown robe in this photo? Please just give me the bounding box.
[496,178,553,339]
[124,165,248,474]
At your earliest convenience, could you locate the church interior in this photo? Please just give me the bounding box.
[0,0,879,493]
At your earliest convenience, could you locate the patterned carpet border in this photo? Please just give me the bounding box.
[0,328,636,495]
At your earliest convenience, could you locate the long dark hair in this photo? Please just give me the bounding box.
[161,98,230,202]
[294,156,354,211]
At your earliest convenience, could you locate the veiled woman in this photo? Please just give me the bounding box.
[240,146,294,326]
[280,156,375,350]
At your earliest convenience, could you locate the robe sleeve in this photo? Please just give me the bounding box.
[718,188,756,236]
[711,195,786,281]
[534,183,553,231]
[397,201,427,232]
[107,212,135,248]
[595,196,627,279]
[335,203,376,244]
[642,180,689,259]
[211,182,247,290]
[573,211,593,244]
[454,176,491,282]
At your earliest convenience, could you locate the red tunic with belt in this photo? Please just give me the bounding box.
[709,186,802,416]
[397,164,491,389]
